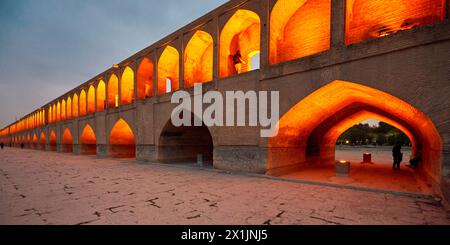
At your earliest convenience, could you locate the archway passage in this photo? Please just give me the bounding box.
[97,80,106,112]
[184,31,214,87]
[270,0,331,65]
[62,128,73,153]
[107,74,119,109]
[40,132,46,150]
[121,66,135,105]
[109,119,135,158]
[49,131,57,151]
[345,0,446,45]
[32,133,38,149]
[137,58,154,100]
[87,85,96,114]
[268,80,442,193]
[81,125,97,155]
[158,117,213,165]
[158,46,179,95]
[220,9,261,78]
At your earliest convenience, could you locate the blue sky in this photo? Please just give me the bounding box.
[0,0,228,128]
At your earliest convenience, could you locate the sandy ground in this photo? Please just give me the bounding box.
[0,148,449,225]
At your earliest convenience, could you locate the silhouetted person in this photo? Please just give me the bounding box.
[0,142,4,150]
[230,50,246,74]
[392,142,403,171]
[409,144,423,169]
[21,143,25,149]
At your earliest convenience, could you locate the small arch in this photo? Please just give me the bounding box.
[97,80,106,112]
[121,66,135,105]
[81,124,97,155]
[61,99,66,121]
[79,90,87,116]
[109,119,135,158]
[157,46,179,95]
[62,128,73,153]
[56,102,61,122]
[49,106,53,123]
[107,74,119,109]
[87,85,96,114]
[137,58,154,100]
[184,31,214,87]
[72,94,79,118]
[67,97,72,119]
[219,9,261,78]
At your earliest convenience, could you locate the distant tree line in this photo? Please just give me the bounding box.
[337,122,411,146]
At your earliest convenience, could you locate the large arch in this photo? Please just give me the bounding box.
[40,132,46,150]
[109,119,135,158]
[121,66,135,105]
[268,80,442,185]
[49,130,57,151]
[62,128,73,153]
[158,115,214,164]
[80,124,96,155]
[219,9,261,78]
[137,58,154,100]
[32,133,38,149]
[158,46,179,95]
[345,0,446,45]
[97,80,106,112]
[107,74,119,109]
[184,31,214,87]
[87,85,96,114]
[270,0,331,65]
[72,94,79,118]
[79,90,87,116]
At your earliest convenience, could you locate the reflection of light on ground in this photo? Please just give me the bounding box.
[335,145,411,165]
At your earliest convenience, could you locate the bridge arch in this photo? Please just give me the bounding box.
[40,132,46,150]
[184,30,214,87]
[219,9,261,78]
[137,57,154,100]
[56,102,61,122]
[268,80,442,184]
[158,46,179,95]
[67,97,72,119]
[269,0,331,65]
[49,130,57,151]
[121,66,135,105]
[62,128,73,153]
[87,85,96,114]
[79,89,87,116]
[80,124,96,155]
[32,133,38,149]
[109,118,135,158]
[97,80,106,112]
[72,94,79,118]
[158,114,214,165]
[107,74,119,109]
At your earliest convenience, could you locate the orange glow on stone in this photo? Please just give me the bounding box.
[50,131,57,146]
[62,128,73,145]
[110,119,135,145]
[107,74,119,108]
[56,102,61,122]
[270,0,331,65]
[121,66,135,105]
[72,94,79,118]
[268,80,442,181]
[61,100,66,121]
[67,97,72,119]
[158,46,179,95]
[137,58,154,100]
[40,132,46,145]
[81,124,96,145]
[87,85,96,114]
[345,0,446,45]
[79,90,87,116]
[220,10,260,78]
[97,80,106,112]
[184,31,214,87]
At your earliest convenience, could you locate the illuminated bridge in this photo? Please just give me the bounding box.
[1,0,450,200]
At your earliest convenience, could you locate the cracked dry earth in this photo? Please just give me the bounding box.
[1,148,449,225]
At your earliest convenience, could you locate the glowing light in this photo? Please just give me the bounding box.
[97,80,106,112]
[220,9,260,78]
[87,85,96,114]
[345,0,446,45]
[121,66,135,105]
[137,58,154,100]
[158,46,179,95]
[107,74,119,109]
[270,0,331,64]
[184,30,214,87]
[72,94,79,118]
[67,97,72,119]
[109,119,136,158]
[61,100,66,121]
[79,90,87,116]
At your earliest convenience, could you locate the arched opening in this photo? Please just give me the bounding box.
[184,31,214,87]
[137,58,154,100]
[345,0,447,45]
[121,66,135,105]
[158,115,214,165]
[67,97,72,120]
[268,81,442,193]
[40,132,46,150]
[61,100,66,121]
[157,46,179,95]
[56,102,61,122]
[52,104,57,122]
[107,74,119,109]
[109,119,135,158]
[79,90,87,116]
[97,80,106,112]
[219,9,261,78]
[81,124,96,155]
[270,0,331,65]
[48,106,53,123]
[62,128,73,153]
[87,85,96,114]
[72,94,79,118]
[49,131,57,151]
[32,133,38,149]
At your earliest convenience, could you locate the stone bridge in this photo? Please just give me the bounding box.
[1,0,450,200]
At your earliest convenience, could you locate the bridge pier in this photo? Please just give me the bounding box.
[213,146,267,174]
[72,144,81,155]
[136,145,156,162]
[96,144,108,158]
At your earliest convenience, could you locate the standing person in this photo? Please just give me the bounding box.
[0,142,4,150]
[409,144,423,169]
[392,142,403,171]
